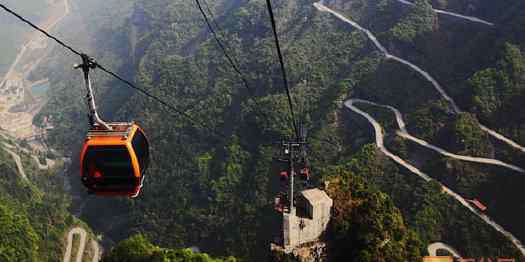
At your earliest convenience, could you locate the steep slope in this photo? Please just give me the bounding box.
[324,170,423,262]
[0,133,83,261]
[34,0,525,260]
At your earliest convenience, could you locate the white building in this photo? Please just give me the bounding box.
[282,188,333,252]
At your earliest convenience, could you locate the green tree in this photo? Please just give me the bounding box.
[444,113,493,156]
[391,0,436,42]
[467,68,509,118]
[0,203,39,261]
[103,234,236,262]
[324,166,423,262]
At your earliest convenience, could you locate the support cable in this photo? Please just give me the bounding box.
[194,0,256,99]
[194,0,275,132]
[0,3,229,141]
[0,3,81,56]
[264,0,300,140]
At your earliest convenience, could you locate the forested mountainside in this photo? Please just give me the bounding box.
[102,234,237,262]
[0,133,78,261]
[32,0,525,260]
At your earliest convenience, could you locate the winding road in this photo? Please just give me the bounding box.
[427,242,462,258]
[349,99,525,173]
[63,227,87,262]
[314,2,525,155]
[0,2,98,261]
[395,0,495,26]
[31,154,55,170]
[90,240,100,262]
[344,99,525,256]
[0,0,71,89]
[345,100,432,181]
[0,0,72,141]
[63,227,100,262]
[3,147,28,180]
[314,1,525,256]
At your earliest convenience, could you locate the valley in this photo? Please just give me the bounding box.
[1,0,525,261]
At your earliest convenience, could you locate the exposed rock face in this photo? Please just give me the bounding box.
[271,242,328,262]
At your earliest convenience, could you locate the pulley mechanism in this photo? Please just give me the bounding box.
[274,127,311,214]
[74,54,111,130]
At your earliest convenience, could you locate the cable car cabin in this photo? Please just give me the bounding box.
[80,123,149,198]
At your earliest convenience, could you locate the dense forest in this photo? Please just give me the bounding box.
[0,133,84,261]
[0,0,520,260]
[102,234,237,262]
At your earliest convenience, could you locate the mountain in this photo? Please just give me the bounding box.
[9,0,525,260]
[0,132,85,261]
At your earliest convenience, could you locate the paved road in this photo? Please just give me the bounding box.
[63,227,87,262]
[0,0,72,142]
[0,0,71,88]
[395,0,494,26]
[350,99,525,173]
[398,131,525,173]
[428,242,462,258]
[90,240,100,262]
[344,100,432,181]
[344,99,525,256]
[63,227,100,262]
[314,2,525,155]
[31,155,55,170]
[0,44,28,88]
[314,2,525,255]
[3,148,28,180]
[4,140,54,171]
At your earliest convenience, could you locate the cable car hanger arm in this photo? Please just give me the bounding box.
[74,54,112,131]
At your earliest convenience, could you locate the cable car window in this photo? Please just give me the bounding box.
[83,146,135,189]
[131,130,149,172]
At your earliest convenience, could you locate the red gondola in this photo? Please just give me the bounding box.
[279,171,289,181]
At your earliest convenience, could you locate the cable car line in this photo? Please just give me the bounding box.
[200,0,236,63]
[1,2,315,199]
[0,2,235,142]
[264,0,300,140]
[0,3,82,56]
[0,0,299,144]
[197,0,307,146]
[195,0,255,98]
[93,61,238,143]
[0,1,301,149]
[194,0,276,129]
[263,0,316,216]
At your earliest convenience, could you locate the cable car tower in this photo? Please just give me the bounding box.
[275,127,310,214]
[76,54,150,198]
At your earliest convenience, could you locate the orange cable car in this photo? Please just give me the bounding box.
[76,54,149,198]
[80,123,149,197]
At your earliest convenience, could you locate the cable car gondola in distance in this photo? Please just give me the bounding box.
[76,54,149,198]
